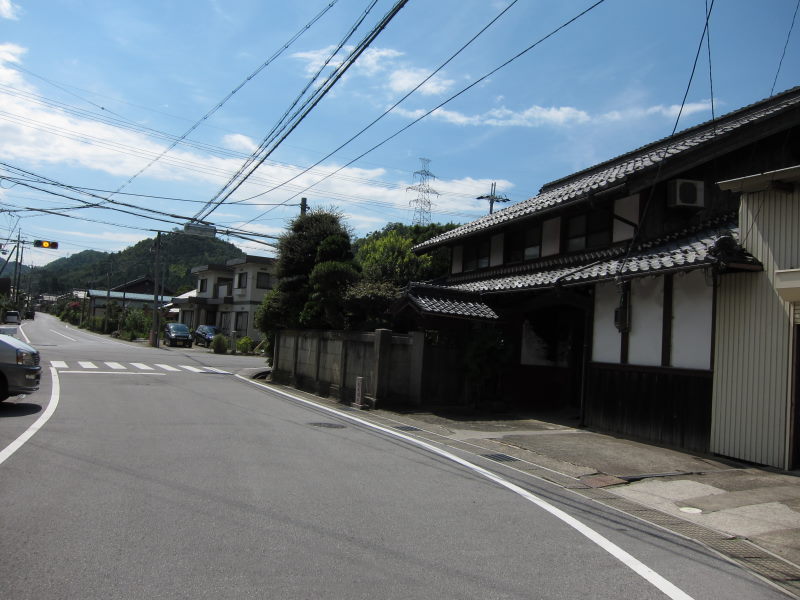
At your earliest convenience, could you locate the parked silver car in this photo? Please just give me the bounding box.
[0,334,41,401]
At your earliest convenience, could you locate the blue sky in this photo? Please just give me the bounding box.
[1,0,798,266]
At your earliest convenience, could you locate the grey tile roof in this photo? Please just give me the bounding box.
[414,86,800,253]
[448,219,748,294]
[405,285,499,320]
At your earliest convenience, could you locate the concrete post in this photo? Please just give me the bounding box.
[272,330,281,371]
[373,329,392,407]
[291,331,299,385]
[409,331,425,406]
[336,335,348,402]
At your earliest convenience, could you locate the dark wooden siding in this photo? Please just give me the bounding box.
[585,363,712,453]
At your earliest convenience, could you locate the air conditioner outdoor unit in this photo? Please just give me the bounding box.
[667,179,705,208]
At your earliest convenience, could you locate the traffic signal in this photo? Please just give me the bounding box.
[33,240,59,249]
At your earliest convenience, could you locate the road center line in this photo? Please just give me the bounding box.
[237,376,695,600]
[49,329,77,341]
[0,367,60,466]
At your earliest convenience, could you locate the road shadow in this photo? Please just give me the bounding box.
[0,402,43,418]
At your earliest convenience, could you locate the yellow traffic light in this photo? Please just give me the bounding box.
[33,240,59,249]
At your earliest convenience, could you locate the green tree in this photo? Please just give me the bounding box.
[346,222,457,329]
[256,209,358,336]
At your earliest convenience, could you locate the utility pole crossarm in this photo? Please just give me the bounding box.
[477,181,509,214]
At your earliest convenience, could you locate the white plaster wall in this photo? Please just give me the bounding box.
[628,276,663,366]
[541,217,561,257]
[490,234,504,266]
[672,269,713,369]
[592,281,620,363]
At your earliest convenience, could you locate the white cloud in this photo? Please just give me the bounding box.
[393,100,714,129]
[292,45,403,78]
[0,43,26,70]
[600,100,713,122]
[393,104,590,127]
[388,68,454,96]
[0,0,20,20]
[356,47,404,76]
[222,133,258,153]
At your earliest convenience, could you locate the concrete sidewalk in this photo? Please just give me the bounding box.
[370,407,800,597]
[251,376,800,596]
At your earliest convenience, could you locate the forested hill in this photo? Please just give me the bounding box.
[33,232,245,295]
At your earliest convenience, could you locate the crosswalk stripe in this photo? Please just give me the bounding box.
[105,362,126,370]
[154,363,180,372]
[203,367,231,374]
[50,361,68,369]
[78,361,97,369]
[130,363,153,371]
[179,365,204,373]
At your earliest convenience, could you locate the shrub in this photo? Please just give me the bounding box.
[211,334,228,354]
[236,336,254,354]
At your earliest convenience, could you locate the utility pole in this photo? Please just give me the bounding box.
[477,181,509,214]
[300,197,308,216]
[13,231,22,307]
[407,158,438,226]
[151,232,161,347]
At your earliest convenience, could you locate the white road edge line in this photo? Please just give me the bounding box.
[17,324,31,344]
[236,375,695,600]
[0,367,60,466]
[49,329,77,341]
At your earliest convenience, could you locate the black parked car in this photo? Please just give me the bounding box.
[164,322,192,347]
[193,324,219,347]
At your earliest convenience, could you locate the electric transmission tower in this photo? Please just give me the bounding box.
[407,158,439,226]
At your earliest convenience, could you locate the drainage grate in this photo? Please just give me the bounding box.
[482,453,520,463]
[308,422,346,429]
[395,425,421,432]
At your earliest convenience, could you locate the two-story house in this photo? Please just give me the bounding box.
[406,86,800,468]
[175,255,277,342]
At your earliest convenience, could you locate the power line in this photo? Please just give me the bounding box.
[241,0,605,226]
[194,0,381,222]
[91,0,341,207]
[232,0,521,222]
[771,0,800,96]
[617,0,715,275]
[195,0,410,222]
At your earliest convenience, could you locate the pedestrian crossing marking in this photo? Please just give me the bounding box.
[48,361,232,375]
[204,367,231,374]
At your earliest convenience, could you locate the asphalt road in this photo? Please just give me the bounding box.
[0,314,790,599]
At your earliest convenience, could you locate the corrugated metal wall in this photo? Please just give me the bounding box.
[712,188,799,468]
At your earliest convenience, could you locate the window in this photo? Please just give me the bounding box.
[235,311,248,334]
[219,311,231,332]
[463,238,490,271]
[236,272,248,289]
[198,278,207,292]
[506,226,542,263]
[565,210,611,252]
[256,272,272,289]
